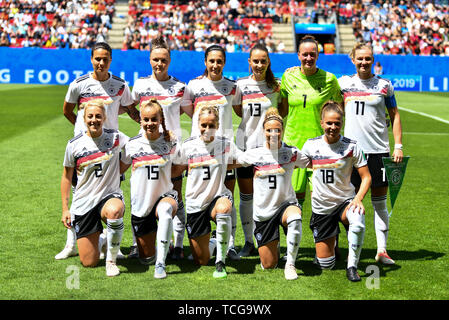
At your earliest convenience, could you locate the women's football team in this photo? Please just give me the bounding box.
[58,36,403,282]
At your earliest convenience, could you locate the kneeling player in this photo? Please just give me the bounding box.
[173,106,241,279]
[60,100,129,277]
[121,99,179,279]
[301,101,371,282]
[237,108,310,280]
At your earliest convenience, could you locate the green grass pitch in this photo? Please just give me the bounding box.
[0,85,448,300]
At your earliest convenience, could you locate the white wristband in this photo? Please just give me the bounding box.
[394,144,403,150]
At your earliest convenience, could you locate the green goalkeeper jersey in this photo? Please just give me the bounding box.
[280,67,342,149]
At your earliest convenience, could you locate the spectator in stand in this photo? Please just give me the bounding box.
[374,61,383,75]
[0,32,10,46]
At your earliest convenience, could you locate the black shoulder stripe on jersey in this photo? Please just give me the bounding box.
[112,75,125,83]
[104,128,118,133]
[129,134,142,141]
[224,77,236,83]
[342,136,357,144]
[183,136,197,143]
[75,74,89,83]
[69,133,83,143]
[171,76,186,84]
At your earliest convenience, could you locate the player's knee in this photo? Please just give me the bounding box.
[157,201,174,219]
[80,255,99,268]
[346,206,365,231]
[195,254,210,266]
[215,202,232,215]
[261,259,278,269]
[103,204,124,220]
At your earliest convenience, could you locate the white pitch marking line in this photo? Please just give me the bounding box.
[403,132,449,136]
[399,107,449,125]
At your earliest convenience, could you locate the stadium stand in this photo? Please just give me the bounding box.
[0,0,116,49]
[4,0,446,56]
[337,0,449,56]
[121,0,298,52]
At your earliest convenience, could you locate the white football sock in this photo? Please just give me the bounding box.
[215,213,232,264]
[106,218,124,262]
[286,214,302,265]
[372,195,389,252]
[173,201,185,249]
[239,193,254,244]
[66,227,76,248]
[156,202,174,265]
[315,255,336,269]
[346,206,366,269]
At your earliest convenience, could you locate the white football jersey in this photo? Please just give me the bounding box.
[65,72,133,135]
[237,143,310,222]
[233,76,281,150]
[131,76,186,140]
[181,76,236,139]
[175,135,241,214]
[338,74,397,154]
[63,129,129,216]
[122,134,179,218]
[302,135,367,216]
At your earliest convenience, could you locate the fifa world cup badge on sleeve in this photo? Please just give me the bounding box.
[382,156,410,216]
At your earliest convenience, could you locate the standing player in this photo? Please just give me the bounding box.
[130,36,187,260]
[173,106,241,279]
[279,35,343,209]
[61,100,129,277]
[120,99,179,279]
[181,45,240,260]
[232,44,282,258]
[236,108,310,280]
[56,42,136,260]
[301,101,371,282]
[339,43,403,265]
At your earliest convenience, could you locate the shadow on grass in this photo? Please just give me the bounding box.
[297,247,445,278]
[116,245,444,278]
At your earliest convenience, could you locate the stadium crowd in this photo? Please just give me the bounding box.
[0,0,116,48]
[1,0,448,55]
[122,0,302,53]
[338,0,449,56]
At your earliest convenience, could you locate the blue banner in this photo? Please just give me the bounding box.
[295,23,336,34]
[1,47,449,92]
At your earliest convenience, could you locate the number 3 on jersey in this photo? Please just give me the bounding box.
[203,166,211,180]
[94,163,103,177]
